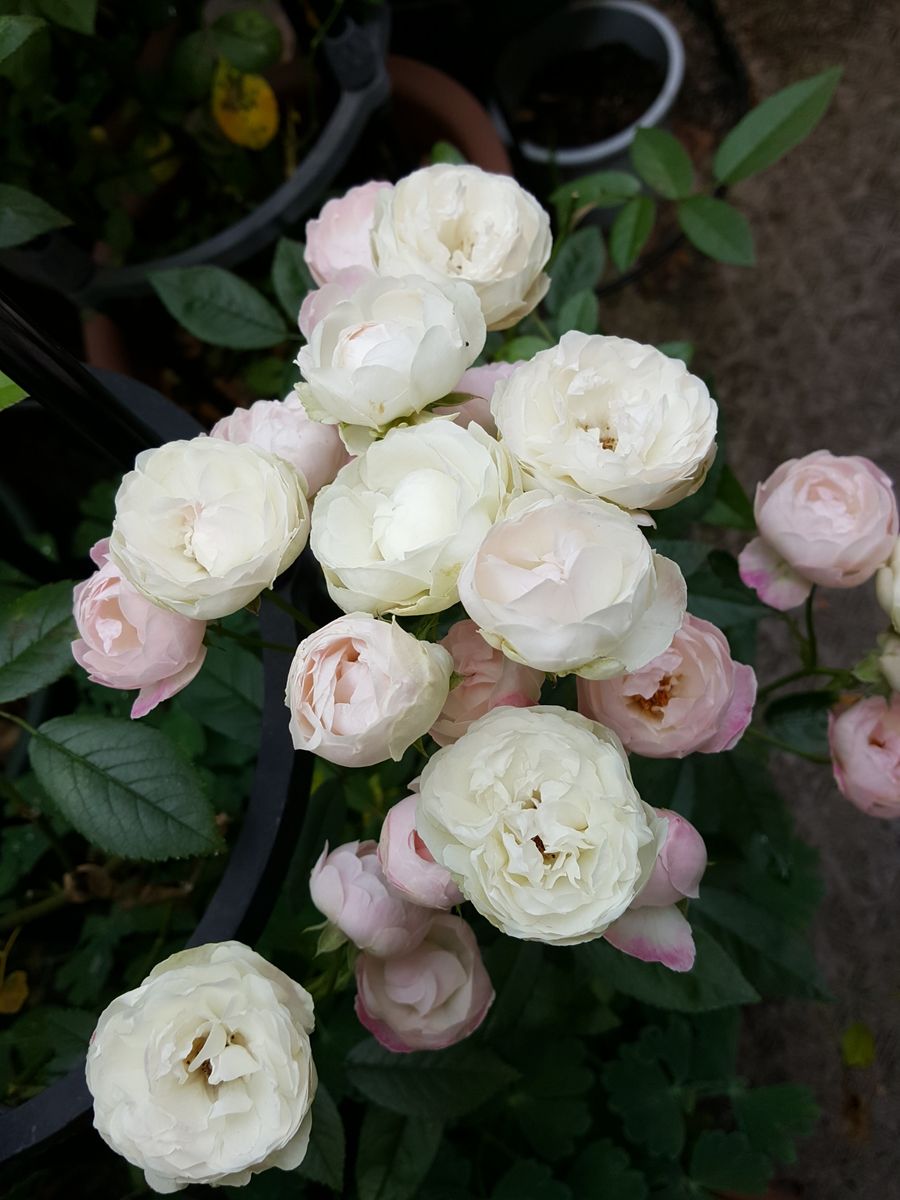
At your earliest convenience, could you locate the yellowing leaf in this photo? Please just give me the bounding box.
[212,60,279,150]
[142,131,180,185]
[842,1022,875,1068]
[0,969,28,1014]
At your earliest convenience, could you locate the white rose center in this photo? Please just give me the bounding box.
[372,470,459,558]
[180,1019,259,1087]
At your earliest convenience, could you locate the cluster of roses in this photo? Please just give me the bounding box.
[76,163,900,1194]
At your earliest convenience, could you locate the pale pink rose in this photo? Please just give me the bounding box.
[828,695,900,819]
[433,361,523,437]
[739,451,898,610]
[603,808,707,972]
[72,540,206,719]
[304,181,393,286]
[576,613,756,758]
[309,840,430,957]
[377,795,463,909]
[210,393,348,497]
[430,619,543,747]
[298,267,374,340]
[354,913,494,1052]
[285,613,452,768]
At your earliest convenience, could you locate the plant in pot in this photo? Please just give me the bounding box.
[0,0,389,304]
[3,132,900,1200]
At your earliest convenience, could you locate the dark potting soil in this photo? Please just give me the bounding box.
[511,42,666,149]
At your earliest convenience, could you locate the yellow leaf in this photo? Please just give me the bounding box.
[142,131,180,185]
[841,1022,875,1068]
[0,970,28,1014]
[211,61,279,150]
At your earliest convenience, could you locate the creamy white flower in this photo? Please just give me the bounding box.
[310,419,521,616]
[109,438,308,620]
[416,706,665,945]
[877,539,900,633]
[458,492,686,678]
[371,164,552,330]
[295,272,485,434]
[86,942,316,1194]
[492,333,717,511]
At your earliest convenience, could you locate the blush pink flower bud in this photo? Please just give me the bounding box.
[431,619,543,747]
[210,393,348,498]
[72,540,206,719]
[377,795,463,909]
[354,913,494,1052]
[828,695,900,819]
[433,361,524,437]
[304,181,392,287]
[603,808,707,973]
[576,613,756,758]
[739,451,899,610]
[309,840,431,957]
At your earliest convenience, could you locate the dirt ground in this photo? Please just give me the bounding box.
[601,0,900,1193]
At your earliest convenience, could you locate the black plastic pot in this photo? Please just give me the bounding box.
[0,293,310,1163]
[0,12,390,307]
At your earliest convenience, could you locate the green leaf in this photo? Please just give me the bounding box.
[430,140,465,165]
[494,335,551,363]
[297,1086,345,1192]
[507,1038,593,1161]
[714,67,842,184]
[0,581,76,703]
[0,822,50,896]
[211,9,281,72]
[702,463,755,529]
[603,1045,684,1158]
[610,195,656,271]
[0,14,45,64]
[356,1108,442,1200]
[0,370,27,412]
[689,1130,771,1195]
[689,1008,740,1085]
[0,184,70,250]
[656,341,694,365]
[545,227,604,313]
[568,1140,648,1200]
[176,640,262,748]
[648,538,710,579]
[36,0,96,34]
[346,1038,517,1121]
[28,715,223,860]
[677,196,755,266]
[493,1162,572,1200]
[687,550,769,627]
[734,1083,819,1165]
[242,355,296,398]
[551,170,641,212]
[556,289,599,335]
[150,267,289,349]
[630,128,694,199]
[764,690,833,758]
[272,236,315,323]
[579,928,759,1012]
[169,31,216,103]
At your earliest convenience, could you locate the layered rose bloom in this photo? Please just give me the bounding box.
[492,333,717,511]
[72,540,206,719]
[739,451,898,610]
[284,614,452,767]
[828,695,900,819]
[355,913,494,1053]
[304,180,392,286]
[86,942,317,1193]
[577,613,756,757]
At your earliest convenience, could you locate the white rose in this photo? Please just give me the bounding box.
[877,538,900,633]
[110,438,309,620]
[310,419,521,616]
[416,705,665,945]
[285,613,452,767]
[86,942,316,1194]
[295,272,485,434]
[458,492,686,678]
[371,164,552,331]
[492,332,718,511]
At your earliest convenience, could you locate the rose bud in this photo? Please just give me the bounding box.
[577,613,757,758]
[72,540,206,719]
[378,795,463,910]
[304,180,392,286]
[354,913,494,1052]
[876,538,900,634]
[739,451,898,610]
[434,361,524,436]
[309,840,430,957]
[828,695,900,819]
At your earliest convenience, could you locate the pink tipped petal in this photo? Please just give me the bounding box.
[708,660,757,752]
[738,537,812,610]
[89,539,111,568]
[354,992,415,1054]
[130,646,207,719]
[604,906,696,972]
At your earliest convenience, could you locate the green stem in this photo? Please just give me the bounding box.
[757,666,848,701]
[0,709,37,737]
[530,311,556,342]
[0,889,71,934]
[803,586,818,670]
[744,726,831,765]
[264,590,317,635]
